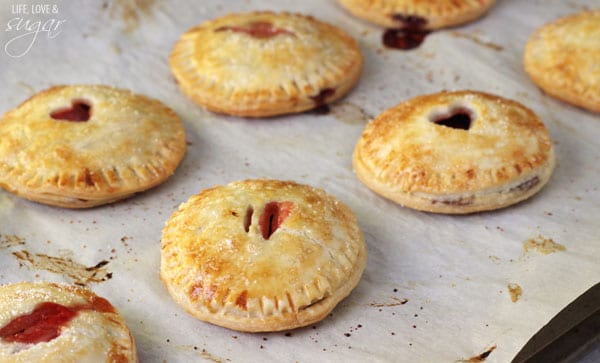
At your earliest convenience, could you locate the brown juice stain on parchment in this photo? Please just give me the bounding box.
[369,297,409,308]
[331,102,373,125]
[0,234,26,249]
[523,235,566,255]
[109,0,156,33]
[567,1,592,11]
[488,255,501,264]
[451,31,503,51]
[11,250,112,286]
[200,348,226,363]
[17,82,36,95]
[548,114,577,135]
[508,283,522,302]
[0,193,14,211]
[1,235,113,285]
[457,345,497,362]
[110,43,122,54]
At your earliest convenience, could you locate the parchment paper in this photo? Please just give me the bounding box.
[1,0,599,362]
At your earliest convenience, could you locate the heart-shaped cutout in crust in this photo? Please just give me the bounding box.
[429,107,473,130]
[215,21,296,39]
[0,85,187,209]
[50,99,92,122]
[352,90,555,214]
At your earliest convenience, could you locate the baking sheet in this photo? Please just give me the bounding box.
[1,0,599,361]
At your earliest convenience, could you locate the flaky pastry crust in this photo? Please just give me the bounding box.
[353,90,555,214]
[0,282,137,363]
[169,11,363,117]
[524,10,600,113]
[0,85,186,208]
[160,179,367,332]
[337,0,496,29]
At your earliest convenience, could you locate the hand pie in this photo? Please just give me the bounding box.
[0,282,137,362]
[0,85,186,208]
[160,179,367,332]
[524,10,600,113]
[337,0,496,29]
[353,90,555,214]
[169,11,363,117]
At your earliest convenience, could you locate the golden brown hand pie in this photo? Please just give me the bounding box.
[524,10,600,113]
[160,179,367,332]
[337,0,496,29]
[353,90,555,214]
[169,11,363,117]
[0,85,186,208]
[0,282,137,363]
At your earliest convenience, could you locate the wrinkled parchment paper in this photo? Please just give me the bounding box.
[1,0,599,361]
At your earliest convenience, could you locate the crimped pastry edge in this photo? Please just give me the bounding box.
[0,85,186,208]
[337,0,497,29]
[169,11,364,117]
[160,179,368,332]
[354,146,555,214]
